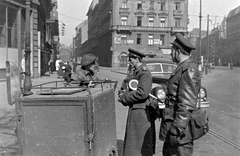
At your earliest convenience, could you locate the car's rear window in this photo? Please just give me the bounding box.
[146,64,162,73]
[146,63,176,73]
[162,64,176,73]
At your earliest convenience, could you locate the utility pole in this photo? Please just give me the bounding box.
[207,14,211,73]
[198,0,202,108]
[23,0,32,96]
[206,14,209,75]
[198,0,202,72]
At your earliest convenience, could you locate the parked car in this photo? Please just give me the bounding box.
[142,57,210,109]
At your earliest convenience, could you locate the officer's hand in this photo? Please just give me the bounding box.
[118,92,128,106]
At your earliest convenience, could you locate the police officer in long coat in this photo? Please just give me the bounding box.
[159,33,200,156]
[118,48,155,156]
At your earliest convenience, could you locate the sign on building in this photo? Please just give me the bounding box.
[114,34,121,44]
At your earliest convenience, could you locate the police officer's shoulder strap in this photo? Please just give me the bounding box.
[182,63,189,72]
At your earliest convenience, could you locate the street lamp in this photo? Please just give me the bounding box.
[23,0,32,96]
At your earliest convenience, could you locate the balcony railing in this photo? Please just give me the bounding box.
[171,27,188,33]
[119,8,129,12]
[173,10,183,16]
[111,25,187,33]
[132,26,171,32]
[112,25,179,32]
[158,10,169,16]
[112,25,132,31]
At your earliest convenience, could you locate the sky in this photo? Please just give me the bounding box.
[58,0,240,46]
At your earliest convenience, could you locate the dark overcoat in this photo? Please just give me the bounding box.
[119,64,156,156]
[159,58,200,144]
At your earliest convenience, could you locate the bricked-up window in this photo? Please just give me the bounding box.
[148,34,154,45]
[175,2,180,10]
[149,17,154,27]
[150,1,154,10]
[160,17,166,27]
[122,2,127,8]
[137,0,142,10]
[137,34,141,44]
[160,3,165,10]
[160,34,165,45]
[121,16,127,25]
[137,16,142,26]
[175,18,181,27]
[121,34,127,44]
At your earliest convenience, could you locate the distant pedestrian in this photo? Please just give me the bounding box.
[64,61,72,84]
[21,54,25,79]
[55,58,60,74]
[48,59,54,74]
[21,54,25,73]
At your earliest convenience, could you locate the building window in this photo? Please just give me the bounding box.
[137,16,142,26]
[148,34,154,45]
[121,34,127,44]
[137,0,142,10]
[160,3,165,11]
[150,1,154,10]
[122,2,127,8]
[160,17,166,27]
[160,34,165,45]
[137,34,141,44]
[175,18,181,27]
[175,2,180,10]
[0,5,18,48]
[121,16,127,25]
[149,17,154,27]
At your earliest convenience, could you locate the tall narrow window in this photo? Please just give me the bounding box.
[175,2,180,10]
[121,16,127,25]
[149,17,154,27]
[160,3,165,11]
[137,0,142,10]
[150,1,154,10]
[160,34,165,45]
[122,2,127,8]
[160,17,166,27]
[175,18,181,27]
[137,17,142,26]
[121,34,127,44]
[148,34,154,45]
[137,34,141,44]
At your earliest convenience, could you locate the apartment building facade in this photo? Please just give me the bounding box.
[85,0,189,67]
[74,20,88,57]
[226,6,240,42]
[0,0,59,78]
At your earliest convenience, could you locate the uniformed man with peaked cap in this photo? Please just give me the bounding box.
[171,33,195,54]
[71,53,99,84]
[159,33,200,156]
[127,48,146,58]
[119,48,156,156]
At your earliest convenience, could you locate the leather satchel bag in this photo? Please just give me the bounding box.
[190,107,209,140]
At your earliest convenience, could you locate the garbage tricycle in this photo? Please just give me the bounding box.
[6,61,118,156]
